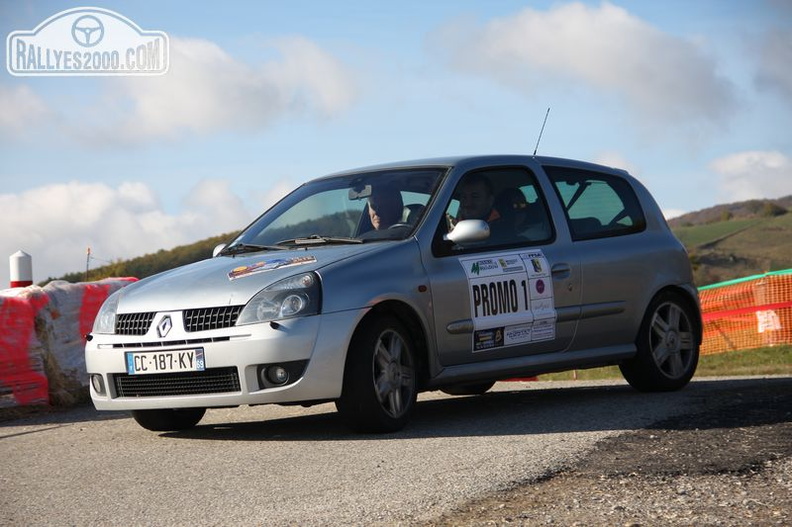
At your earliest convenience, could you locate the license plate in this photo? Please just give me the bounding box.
[125,349,205,375]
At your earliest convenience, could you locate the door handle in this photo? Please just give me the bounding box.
[551,263,571,279]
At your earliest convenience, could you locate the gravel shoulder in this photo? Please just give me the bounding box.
[425,378,792,526]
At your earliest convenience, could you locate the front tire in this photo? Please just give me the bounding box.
[336,316,417,433]
[620,291,700,392]
[131,408,206,431]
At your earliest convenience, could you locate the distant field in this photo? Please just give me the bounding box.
[671,212,792,286]
[711,212,792,263]
[537,345,792,381]
[673,218,762,247]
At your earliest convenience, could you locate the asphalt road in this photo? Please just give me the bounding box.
[2,377,789,526]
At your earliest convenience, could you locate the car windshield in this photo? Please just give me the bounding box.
[228,168,446,249]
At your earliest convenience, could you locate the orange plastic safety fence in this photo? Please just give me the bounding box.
[699,271,792,355]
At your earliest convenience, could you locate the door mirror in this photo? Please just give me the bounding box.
[443,219,490,244]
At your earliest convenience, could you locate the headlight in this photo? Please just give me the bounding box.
[237,272,321,325]
[92,289,122,334]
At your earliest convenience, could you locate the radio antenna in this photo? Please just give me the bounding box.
[533,107,550,156]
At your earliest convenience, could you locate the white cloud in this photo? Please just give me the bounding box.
[86,36,358,144]
[182,180,250,232]
[0,84,51,138]
[755,29,792,102]
[432,2,736,126]
[255,179,297,210]
[662,208,688,220]
[1,35,358,146]
[0,180,253,283]
[261,36,360,118]
[710,150,792,202]
[593,151,638,175]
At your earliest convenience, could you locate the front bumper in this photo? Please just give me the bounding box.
[85,310,364,411]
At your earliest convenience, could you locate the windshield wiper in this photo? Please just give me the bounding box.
[219,243,289,256]
[276,235,363,246]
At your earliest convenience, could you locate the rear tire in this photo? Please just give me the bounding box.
[620,291,699,392]
[131,408,206,431]
[441,381,495,396]
[336,316,417,433]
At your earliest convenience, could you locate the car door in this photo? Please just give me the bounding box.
[543,164,653,352]
[420,163,582,367]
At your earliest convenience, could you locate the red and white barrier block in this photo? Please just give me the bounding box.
[0,277,137,407]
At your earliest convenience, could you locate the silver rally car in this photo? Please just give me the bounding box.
[86,155,702,433]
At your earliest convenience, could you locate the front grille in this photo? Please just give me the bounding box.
[113,367,240,397]
[116,312,156,336]
[111,336,231,349]
[183,306,243,332]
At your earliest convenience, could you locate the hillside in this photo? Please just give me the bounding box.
[47,232,238,285]
[49,197,791,287]
[667,195,792,227]
[669,195,792,285]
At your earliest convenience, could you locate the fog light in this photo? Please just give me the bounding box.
[90,374,105,395]
[268,366,290,385]
[256,360,308,389]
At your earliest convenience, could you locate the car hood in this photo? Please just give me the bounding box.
[115,244,382,313]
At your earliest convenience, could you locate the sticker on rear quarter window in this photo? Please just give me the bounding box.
[459,250,556,352]
[228,255,317,280]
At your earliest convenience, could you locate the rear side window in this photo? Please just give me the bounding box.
[545,166,646,241]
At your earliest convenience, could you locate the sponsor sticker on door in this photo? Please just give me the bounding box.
[460,250,557,351]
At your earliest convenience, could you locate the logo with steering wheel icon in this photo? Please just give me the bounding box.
[71,15,105,47]
[8,7,169,76]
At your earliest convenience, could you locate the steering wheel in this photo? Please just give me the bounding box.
[388,223,411,229]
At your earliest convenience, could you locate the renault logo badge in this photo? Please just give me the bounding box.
[157,315,172,338]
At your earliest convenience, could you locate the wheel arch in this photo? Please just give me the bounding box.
[354,300,431,390]
[620,284,702,392]
[649,285,703,346]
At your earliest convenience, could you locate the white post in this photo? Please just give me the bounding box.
[10,250,33,287]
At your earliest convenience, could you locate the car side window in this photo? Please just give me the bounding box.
[433,166,554,256]
[544,166,646,241]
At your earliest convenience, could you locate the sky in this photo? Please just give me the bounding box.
[1,0,791,284]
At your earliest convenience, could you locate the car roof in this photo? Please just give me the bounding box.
[317,155,631,180]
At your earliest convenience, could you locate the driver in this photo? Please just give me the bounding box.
[368,184,403,230]
[456,173,500,223]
